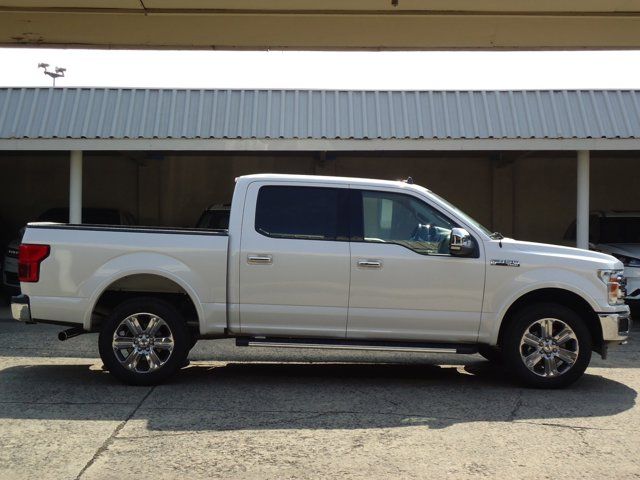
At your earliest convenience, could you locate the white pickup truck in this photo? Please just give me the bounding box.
[11,174,631,388]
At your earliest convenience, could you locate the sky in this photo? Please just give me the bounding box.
[2,48,640,90]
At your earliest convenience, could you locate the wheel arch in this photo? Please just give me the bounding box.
[496,288,603,354]
[86,272,202,335]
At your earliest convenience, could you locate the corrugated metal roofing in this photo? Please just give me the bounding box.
[1,87,639,141]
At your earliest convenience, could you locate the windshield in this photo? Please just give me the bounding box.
[423,189,493,237]
[599,217,640,243]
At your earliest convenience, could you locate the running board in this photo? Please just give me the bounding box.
[236,337,478,354]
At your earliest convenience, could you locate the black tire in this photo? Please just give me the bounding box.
[182,334,198,368]
[98,297,190,386]
[503,303,592,389]
[478,345,503,364]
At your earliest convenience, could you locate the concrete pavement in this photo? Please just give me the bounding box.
[0,308,638,479]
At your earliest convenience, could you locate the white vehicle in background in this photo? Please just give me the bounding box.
[11,174,631,389]
[564,212,640,310]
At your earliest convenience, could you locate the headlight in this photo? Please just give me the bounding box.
[611,253,640,268]
[597,269,627,305]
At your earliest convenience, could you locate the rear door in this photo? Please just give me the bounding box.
[239,180,351,337]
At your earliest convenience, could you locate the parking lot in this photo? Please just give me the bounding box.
[0,307,639,480]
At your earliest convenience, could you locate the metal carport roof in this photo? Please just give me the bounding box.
[1,87,640,150]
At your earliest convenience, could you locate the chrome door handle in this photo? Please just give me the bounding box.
[247,254,273,265]
[357,259,382,269]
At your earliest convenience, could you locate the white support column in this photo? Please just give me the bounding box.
[576,150,590,249]
[69,150,83,224]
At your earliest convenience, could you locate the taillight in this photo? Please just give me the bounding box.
[18,244,50,283]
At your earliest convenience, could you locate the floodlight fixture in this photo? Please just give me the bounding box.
[38,62,67,86]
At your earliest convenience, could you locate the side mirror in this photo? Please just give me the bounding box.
[449,227,476,257]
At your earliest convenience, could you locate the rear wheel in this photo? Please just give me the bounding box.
[503,303,592,389]
[98,297,190,385]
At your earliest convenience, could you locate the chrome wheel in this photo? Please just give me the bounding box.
[112,313,174,374]
[519,318,579,378]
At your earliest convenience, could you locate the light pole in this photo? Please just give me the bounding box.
[38,63,66,86]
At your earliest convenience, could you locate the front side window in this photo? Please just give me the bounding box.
[358,190,455,255]
[255,185,348,241]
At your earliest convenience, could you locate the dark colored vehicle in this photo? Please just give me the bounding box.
[35,208,136,226]
[195,204,231,230]
[0,215,10,302]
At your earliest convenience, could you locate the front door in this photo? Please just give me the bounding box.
[347,188,485,343]
[239,181,351,338]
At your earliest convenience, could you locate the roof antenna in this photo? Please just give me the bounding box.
[404,176,414,184]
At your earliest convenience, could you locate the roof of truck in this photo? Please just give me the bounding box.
[237,173,427,191]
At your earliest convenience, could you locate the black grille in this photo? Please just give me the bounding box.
[5,247,18,258]
[618,316,630,335]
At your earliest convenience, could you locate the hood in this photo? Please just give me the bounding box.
[499,238,622,270]
[597,243,640,259]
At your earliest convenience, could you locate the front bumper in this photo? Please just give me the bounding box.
[11,294,33,323]
[599,311,631,343]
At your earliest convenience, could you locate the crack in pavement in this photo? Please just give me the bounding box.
[74,386,156,480]
[508,390,524,421]
[512,420,616,432]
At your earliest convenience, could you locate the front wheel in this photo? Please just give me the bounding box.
[98,297,190,385]
[503,303,592,389]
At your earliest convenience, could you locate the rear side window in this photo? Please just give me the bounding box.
[255,186,348,241]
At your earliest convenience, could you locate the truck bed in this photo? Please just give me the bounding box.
[20,223,229,333]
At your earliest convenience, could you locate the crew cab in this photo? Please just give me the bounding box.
[11,174,631,388]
